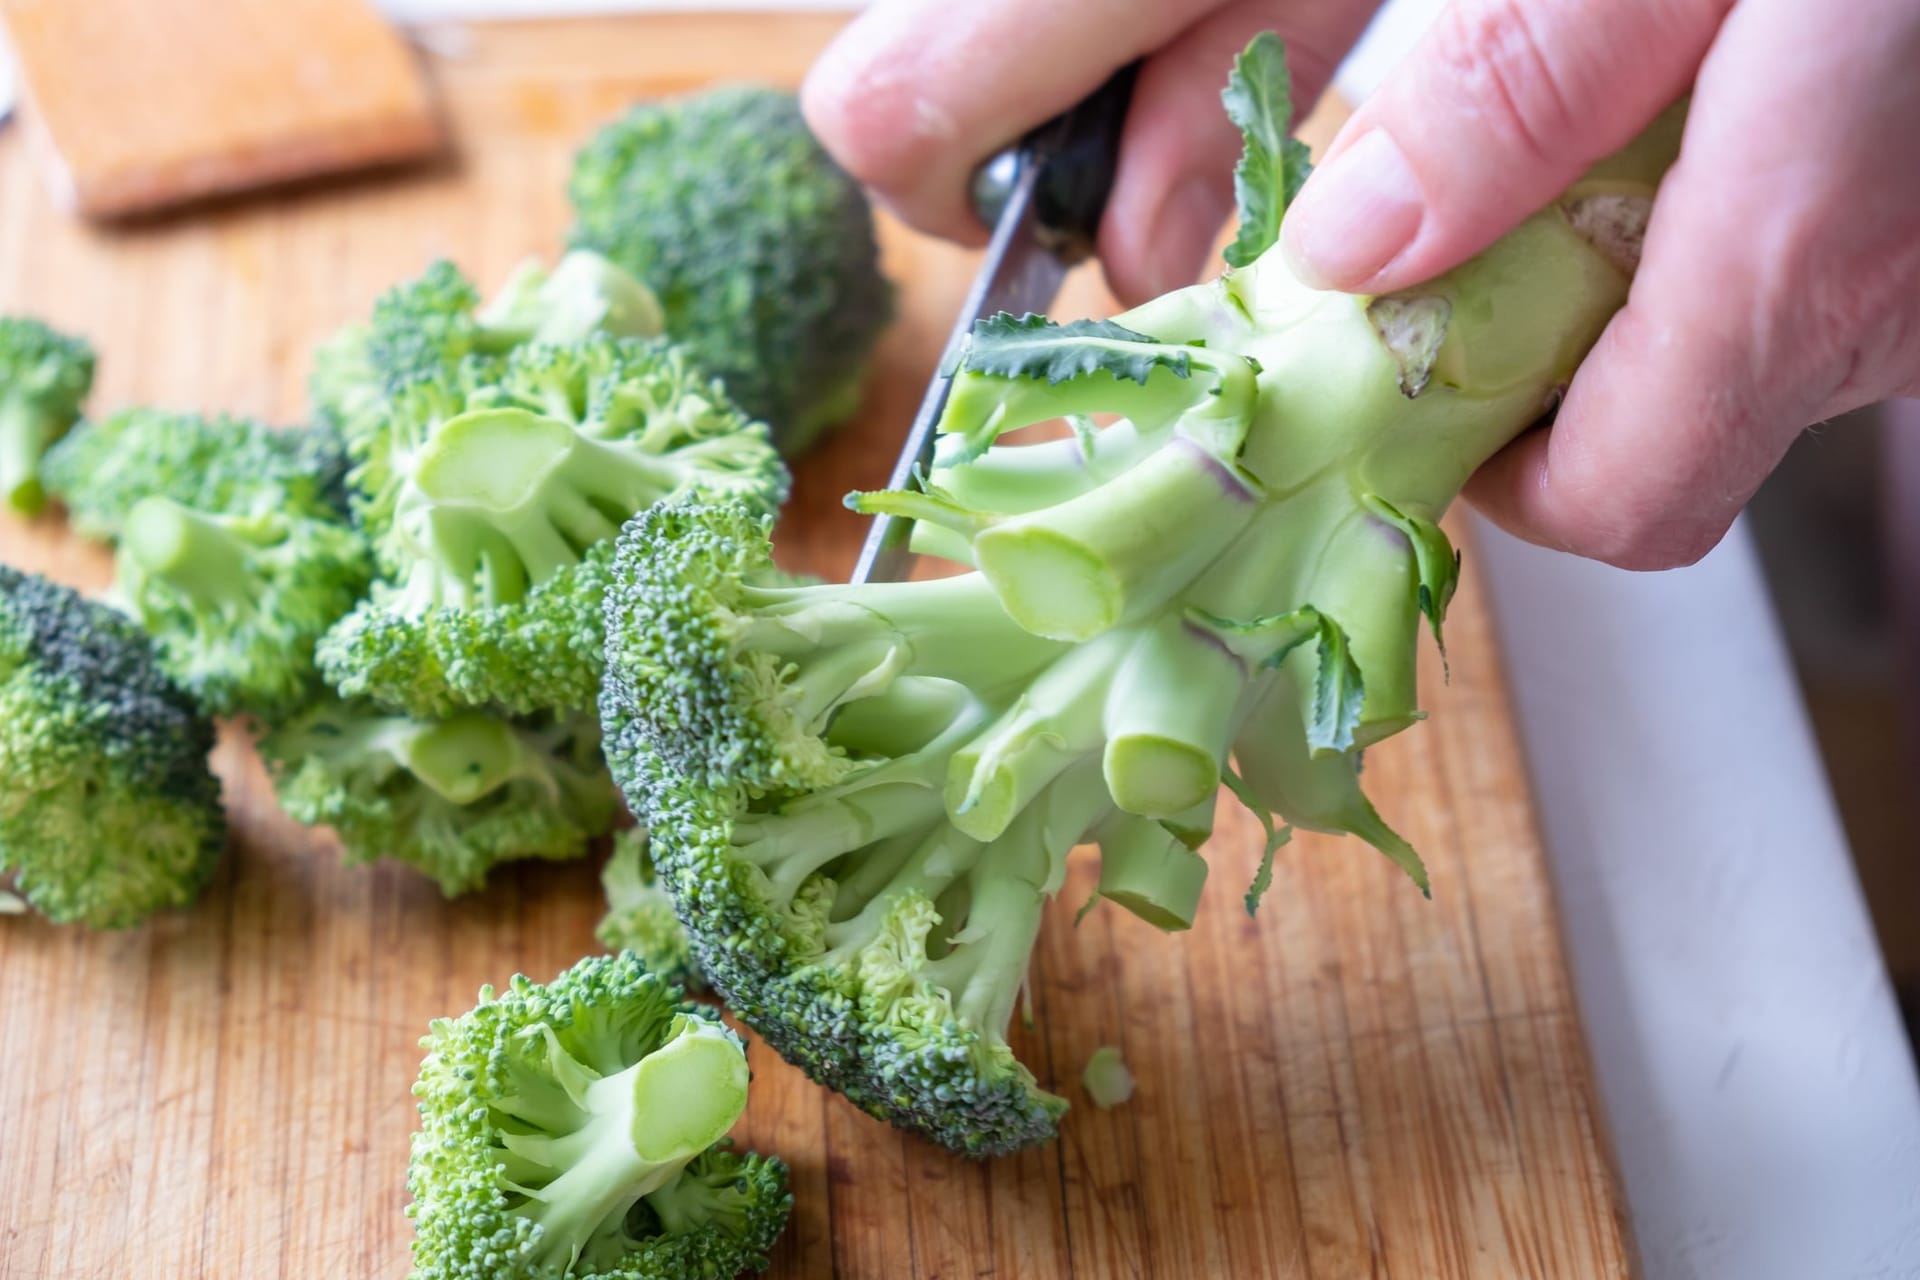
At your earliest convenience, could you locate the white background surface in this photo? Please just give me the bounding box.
[1,0,1914,1273]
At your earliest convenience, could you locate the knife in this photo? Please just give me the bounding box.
[850,64,1138,584]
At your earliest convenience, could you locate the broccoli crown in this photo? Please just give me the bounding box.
[0,566,224,927]
[406,951,790,1280]
[312,253,664,449]
[600,38,1683,1155]
[0,315,95,516]
[117,496,373,719]
[323,334,787,718]
[597,829,702,994]
[42,409,349,542]
[568,85,893,455]
[260,698,619,896]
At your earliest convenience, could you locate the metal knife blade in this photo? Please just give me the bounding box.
[850,65,1137,584]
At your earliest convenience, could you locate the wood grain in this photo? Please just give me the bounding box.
[0,14,1632,1279]
[0,0,442,218]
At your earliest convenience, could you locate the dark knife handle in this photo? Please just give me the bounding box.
[970,61,1139,266]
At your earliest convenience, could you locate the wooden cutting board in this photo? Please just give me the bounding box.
[0,14,1633,1279]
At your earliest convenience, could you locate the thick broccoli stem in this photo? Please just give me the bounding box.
[944,633,1124,841]
[1094,812,1209,929]
[741,573,1068,709]
[498,1017,748,1272]
[1101,614,1250,817]
[121,497,263,611]
[0,399,57,514]
[968,437,1264,641]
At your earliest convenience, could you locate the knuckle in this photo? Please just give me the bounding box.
[1429,0,1580,169]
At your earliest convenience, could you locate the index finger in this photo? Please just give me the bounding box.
[801,0,1223,244]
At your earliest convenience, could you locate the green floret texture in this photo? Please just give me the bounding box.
[0,315,95,516]
[568,84,893,455]
[321,333,787,718]
[0,565,224,928]
[260,698,620,896]
[598,829,704,994]
[599,36,1685,1156]
[116,496,373,719]
[311,251,664,449]
[405,951,790,1280]
[42,409,350,542]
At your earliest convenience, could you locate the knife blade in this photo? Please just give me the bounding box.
[850,64,1137,584]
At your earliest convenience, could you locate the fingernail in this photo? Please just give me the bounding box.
[1281,129,1423,290]
[1143,178,1231,297]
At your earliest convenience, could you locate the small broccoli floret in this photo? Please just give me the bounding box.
[598,829,702,994]
[311,252,663,449]
[406,952,790,1280]
[116,495,373,719]
[321,335,786,718]
[260,698,619,896]
[0,316,94,516]
[42,409,349,542]
[0,566,224,928]
[568,85,893,455]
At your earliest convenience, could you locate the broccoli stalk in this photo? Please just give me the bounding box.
[0,566,224,928]
[601,34,1685,1155]
[0,316,94,516]
[262,699,619,896]
[322,334,787,718]
[116,495,372,719]
[406,953,790,1280]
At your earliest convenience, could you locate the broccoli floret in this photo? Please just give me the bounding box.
[260,698,619,896]
[597,829,703,993]
[0,566,224,927]
[568,85,893,455]
[0,316,94,516]
[320,335,786,718]
[42,409,349,542]
[406,951,790,1280]
[600,37,1683,1155]
[115,495,373,719]
[311,252,663,450]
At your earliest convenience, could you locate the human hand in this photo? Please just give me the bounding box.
[1279,0,1920,568]
[799,0,1387,304]
[805,0,1920,571]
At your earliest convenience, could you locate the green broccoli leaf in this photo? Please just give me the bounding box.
[1221,31,1314,269]
[1363,493,1462,660]
[955,312,1191,386]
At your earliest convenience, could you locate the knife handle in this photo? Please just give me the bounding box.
[970,61,1139,267]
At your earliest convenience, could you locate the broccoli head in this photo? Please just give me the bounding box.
[597,829,702,994]
[260,698,619,896]
[0,315,95,516]
[42,409,349,542]
[311,251,663,448]
[114,495,373,719]
[320,334,787,718]
[568,85,893,455]
[406,951,790,1280]
[0,566,224,928]
[600,37,1684,1154]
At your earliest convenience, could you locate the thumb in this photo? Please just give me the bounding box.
[1280,0,1729,294]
